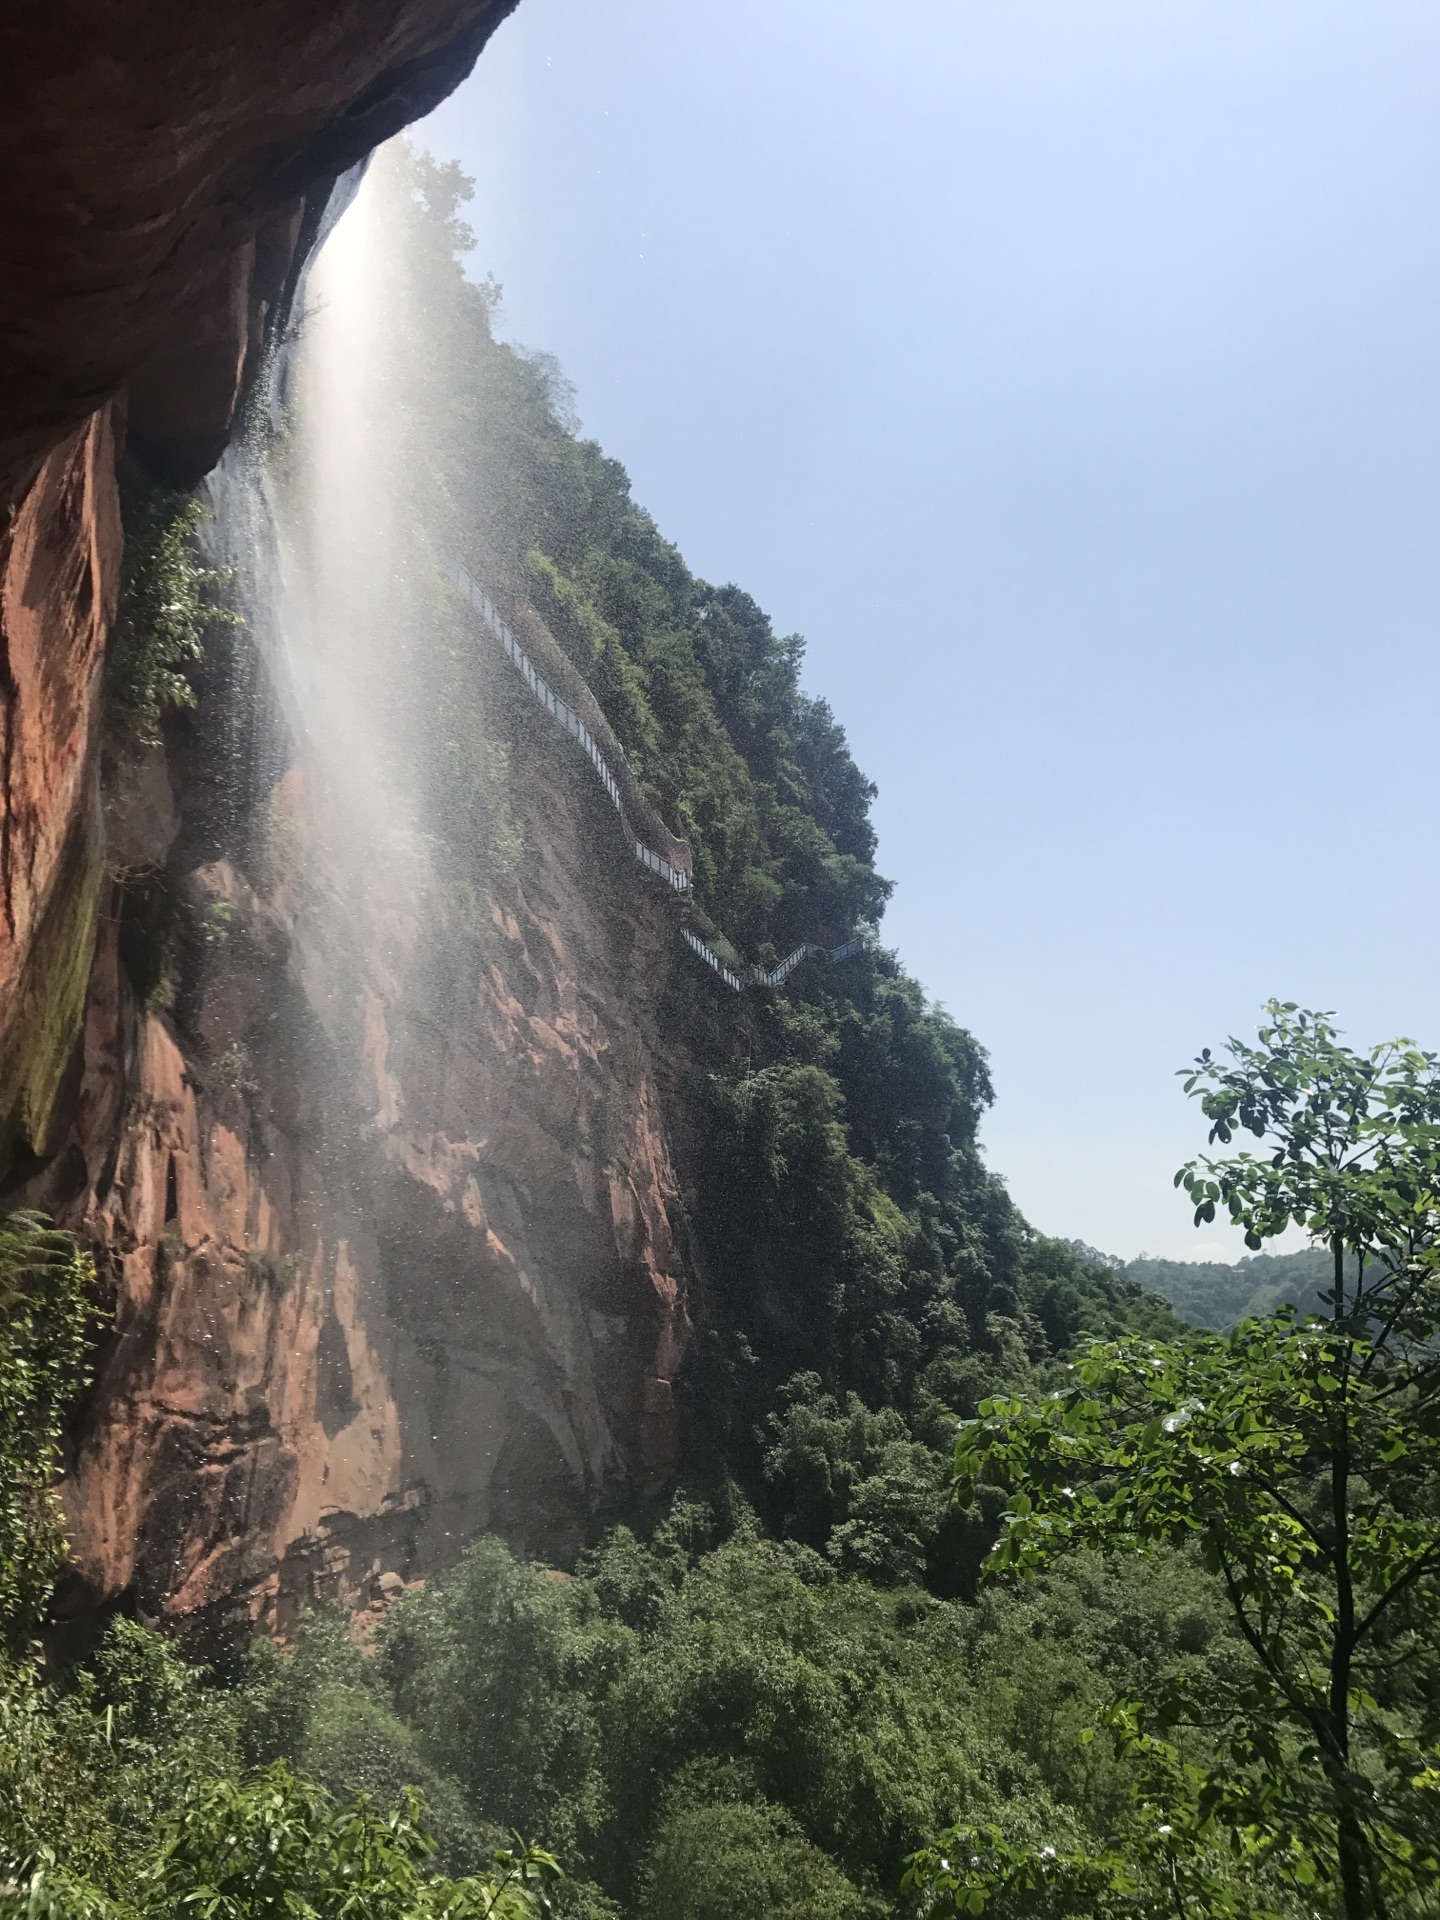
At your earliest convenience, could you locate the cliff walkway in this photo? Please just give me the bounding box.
[453,564,866,994]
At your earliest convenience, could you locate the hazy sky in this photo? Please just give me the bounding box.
[417,1,1440,1260]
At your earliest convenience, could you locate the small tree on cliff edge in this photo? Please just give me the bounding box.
[915,1005,1440,1919]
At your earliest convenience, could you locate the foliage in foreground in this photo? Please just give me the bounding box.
[4,1750,558,1919]
[922,1006,1440,1919]
[0,1217,556,1918]
[7,1005,1440,1915]
[0,1623,561,1919]
[280,1520,1235,1918]
[135,1766,559,1920]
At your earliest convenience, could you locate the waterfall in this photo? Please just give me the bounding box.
[200,160,408,872]
[198,147,862,1069]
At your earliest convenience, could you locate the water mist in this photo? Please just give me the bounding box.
[60,140,695,1643]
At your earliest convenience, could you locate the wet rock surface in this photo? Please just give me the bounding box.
[2,0,732,1645]
[0,409,119,1180]
[37,626,720,1644]
[0,0,516,1172]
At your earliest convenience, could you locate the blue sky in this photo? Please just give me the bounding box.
[417,1,1440,1260]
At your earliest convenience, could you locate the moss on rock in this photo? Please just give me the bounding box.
[0,807,103,1187]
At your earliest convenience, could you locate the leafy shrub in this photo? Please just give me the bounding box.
[638,1793,868,1920]
[356,1519,1216,1914]
[761,1372,946,1585]
[137,1762,559,1919]
[0,1618,238,1901]
[379,1537,621,1859]
[0,1211,95,1649]
[105,487,237,745]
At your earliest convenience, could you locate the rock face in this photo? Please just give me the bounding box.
[0,409,119,1177]
[0,0,516,1177]
[5,0,725,1641]
[0,0,517,506]
[38,610,717,1642]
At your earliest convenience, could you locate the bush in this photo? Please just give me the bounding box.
[106,487,236,745]
[136,1761,559,1919]
[378,1538,621,1858]
[638,1794,868,1920]
[0,1211,95,1649]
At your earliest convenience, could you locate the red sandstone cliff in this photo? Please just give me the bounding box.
[3,3,726,1640]
[0,410,120,1176]
[34,592,714,1641]
[0,0,516,1179]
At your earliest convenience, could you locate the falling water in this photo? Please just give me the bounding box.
[198,145,862,1068]
[198,157,452,1047]
[277,166,402,843]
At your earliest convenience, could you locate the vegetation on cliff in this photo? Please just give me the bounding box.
[4,137,1438,1920]
[0,1214,562,1915]
[317,135,1180,1502]
[0,1212,94,1653]
[306,139,885,960]
[104,483,237,748]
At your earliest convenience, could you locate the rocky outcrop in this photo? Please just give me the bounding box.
[0,0,517,506]
[37,611,718,1642]
[0,409,119,1180]
[4,2,729,1641]
[0,0,516,1176]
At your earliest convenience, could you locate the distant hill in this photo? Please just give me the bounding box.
[1120,1248,1342,1328]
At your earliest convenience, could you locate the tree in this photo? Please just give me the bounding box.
[926,1006,1440,1919]
[638,1794,865,1920]
[4,1758,562,1918]
[104,487,238,747]
[0,1210,95,1651]
[136,1764,561,1919]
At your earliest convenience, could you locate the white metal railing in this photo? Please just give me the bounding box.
[454,562,866,995]
[681,929,869,996]
[683,926,746,992]
[455,564,690,893]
